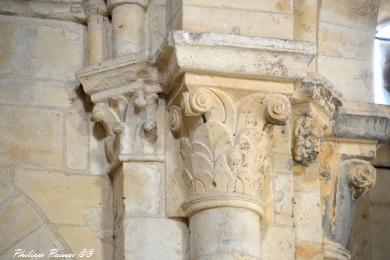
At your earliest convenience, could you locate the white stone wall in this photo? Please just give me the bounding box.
[0,14,113,260]
[0,0,386,259]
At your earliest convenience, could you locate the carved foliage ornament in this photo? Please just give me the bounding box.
[169,87,291,198]
[293,116,322,167]
[349,163,376,200]
[91,88,159,162]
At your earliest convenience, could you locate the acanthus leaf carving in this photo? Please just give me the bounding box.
[170,87,290,215]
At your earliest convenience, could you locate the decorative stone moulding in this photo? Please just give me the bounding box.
[76,55,162,166]
[107,0,150,10]
[0,0,87,22]
[169,87,291,217]
[335,101,390,140]
[158,31,316,217]
[76,54,159,96]
[321,154,376,259]
[292,73,342,167]
[157,31,316,93]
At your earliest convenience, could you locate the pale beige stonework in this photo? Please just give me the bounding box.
[1,0,390,260]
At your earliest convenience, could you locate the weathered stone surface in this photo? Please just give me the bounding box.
[1,1,389,259]
[0,196,44,252]
[320,0,378,31]
[0,169,13,205]
[369,204,390,260]
[0,106,63,169]
[66,109,89,170]
[0,78,72,108]
[15,169,112,225]
[318,23,374,60]
[158,31,316,88]
[181,5,293,39]
[347,195,370,260]
[122,163,163,216]
[293,191,322,243]
[318,56,373,102]
[56,225,113,260]
[273,174,293,226]
[190,207,261,259]
[0,15,86,81]
[0,0,86,23]
[0,225,66,259]
[183,0,293,13]
[261,226,295,260]
[89,124,110,175]
[294,0,318,42]
[335,102,390,140]
[295,240,322,260]
[124,218,188,260]
[370,169,390,203]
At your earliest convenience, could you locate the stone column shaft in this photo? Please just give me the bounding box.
[111,3,145,57]
[87,14,105,64]
[190,207,261,259]
[167,78,292,260]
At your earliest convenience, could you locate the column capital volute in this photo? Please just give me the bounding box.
[166,78,291,217]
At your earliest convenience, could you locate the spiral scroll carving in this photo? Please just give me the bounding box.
[169,105,183,133]
[181,88,214,116]
[265,95,291,125]
[349,164,376,200]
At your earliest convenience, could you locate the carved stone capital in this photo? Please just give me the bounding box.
[90,81,160,165]
[168,86,291,216]
[84,0,107,17]
[292,73,342,167]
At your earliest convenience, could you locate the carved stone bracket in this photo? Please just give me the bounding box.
[89,80,160,164]
[292,73,342,167]
[321,153,377,258]
[293,116,322,166]
[168,87,291,217]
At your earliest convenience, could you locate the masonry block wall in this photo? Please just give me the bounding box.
[0,10,113,260]
[0,1,389,260]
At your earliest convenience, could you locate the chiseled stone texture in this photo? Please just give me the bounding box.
[0,0,387,259]
[349,169,390,259]
[0,106,63,169]
[65,108,89,171]
[293,191,322,243]
[0,15,86,81]
[316,0,378,103]
[169,0,294,39]
[0,225,67,260]
[124,218,188,260]
[261,226,295,260]
[15,169,112,226]
[122,163,163,216]
[0,196,44,252]
[56,225,113,260]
